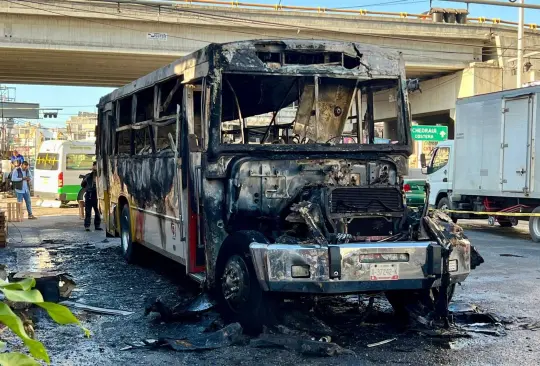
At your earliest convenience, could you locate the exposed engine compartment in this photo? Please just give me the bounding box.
[226,158,406,243]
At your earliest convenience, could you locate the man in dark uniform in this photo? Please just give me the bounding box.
[81,162,102,232]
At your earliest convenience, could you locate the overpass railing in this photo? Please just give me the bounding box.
[170,0,537,30]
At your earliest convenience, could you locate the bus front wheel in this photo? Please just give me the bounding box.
[215,232,279,335]
[120,205,140,263]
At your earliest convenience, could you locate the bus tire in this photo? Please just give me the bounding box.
[437,197,458,224]
[529,207,540,242]
[120,205,140,263]
[215,231,278,335]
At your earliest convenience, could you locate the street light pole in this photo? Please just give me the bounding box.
[517,0,524,88]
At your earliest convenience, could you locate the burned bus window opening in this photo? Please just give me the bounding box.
[134,126,152,155]
[160,78,183,117]
[135,87,154,122]
[118,96,132,127]
[116,130,132,155]
[155,122,177,152]
[220,74,405,146]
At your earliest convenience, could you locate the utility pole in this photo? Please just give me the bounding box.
[517,0,524,88]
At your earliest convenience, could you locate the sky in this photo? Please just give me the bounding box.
[6,0,540,127]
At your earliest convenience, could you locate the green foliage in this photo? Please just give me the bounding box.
[0,278,88,365]
[0,352,40,366]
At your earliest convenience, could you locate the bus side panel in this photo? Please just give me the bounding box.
[135,209,187,265]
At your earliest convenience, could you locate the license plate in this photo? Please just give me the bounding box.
[370,263,399,281]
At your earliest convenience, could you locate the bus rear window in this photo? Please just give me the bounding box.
[66,154,95,170]
[36,153,59,170]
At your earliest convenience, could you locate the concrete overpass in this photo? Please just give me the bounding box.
[3,0,540,172]
[1,0,532,86]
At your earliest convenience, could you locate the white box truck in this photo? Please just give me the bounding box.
[423,86,540,241]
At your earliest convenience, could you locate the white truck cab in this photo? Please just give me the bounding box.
[421,140,454,209]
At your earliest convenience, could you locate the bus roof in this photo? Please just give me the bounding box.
[98,39,403,107]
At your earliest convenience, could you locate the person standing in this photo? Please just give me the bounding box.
[11,161,37,220]
[81,162,102,231]
[10,150,24,168]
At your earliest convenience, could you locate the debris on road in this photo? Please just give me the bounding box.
[449,303,479,313]
[281,310,334,336]
[161,322,246,352]
[144,293,214,323]
[520,321,540,331]
[184,292,215,313]
[499,254,526,258]
[40,239,67,245]
[250,333,355,357]
[367,338,397,348]
[60,301,134,316]
[11,271,76,301]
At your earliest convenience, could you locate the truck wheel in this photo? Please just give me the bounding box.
[437,197,458,224]
[215,232,278,335]
[529,207,540,242]
[120,205,140,263]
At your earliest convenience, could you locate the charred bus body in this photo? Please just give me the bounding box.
[96,40,482,331]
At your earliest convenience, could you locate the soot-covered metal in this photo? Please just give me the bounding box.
[96,41,482,330]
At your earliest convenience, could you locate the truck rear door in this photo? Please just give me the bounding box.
[502,96,532,193]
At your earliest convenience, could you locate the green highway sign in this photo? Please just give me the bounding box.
[411,125,448,141]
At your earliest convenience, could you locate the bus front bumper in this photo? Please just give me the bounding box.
[249,241,470,293]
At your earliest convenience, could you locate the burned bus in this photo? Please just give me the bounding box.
[96,40,482,332]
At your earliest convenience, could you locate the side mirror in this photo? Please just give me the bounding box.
[420,153,426,168]
[421,167,428,175]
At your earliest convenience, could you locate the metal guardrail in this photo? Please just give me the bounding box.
[168,0,537,29]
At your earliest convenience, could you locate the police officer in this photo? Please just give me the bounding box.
[81,162,102,232]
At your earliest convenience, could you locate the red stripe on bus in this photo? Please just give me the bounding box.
[188,202,205,273]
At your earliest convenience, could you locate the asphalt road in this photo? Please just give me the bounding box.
[1,215,539,365]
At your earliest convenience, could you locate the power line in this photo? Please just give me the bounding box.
[13,0,540,71]
[6,0,538,91]
[10,0,284,43]
[15,0,540,55]
[333,0,427,10]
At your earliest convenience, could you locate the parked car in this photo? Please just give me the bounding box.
[404,179,426,207]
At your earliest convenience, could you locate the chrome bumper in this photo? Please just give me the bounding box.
[249,241,470,293]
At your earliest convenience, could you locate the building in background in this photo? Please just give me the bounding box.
[11,122,61,165]
[66,112,97,140]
